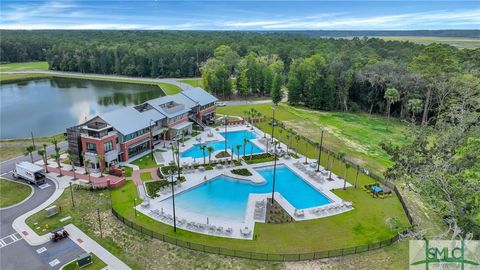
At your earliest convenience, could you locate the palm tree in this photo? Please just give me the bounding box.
[236,144,241,161]
[51,139,62,176]
[243,138,249,156]
[24,145,36,163]
[384,87,400,119]
[407,98,423,122]
[354,165,360,188]
[96,154,105,177]
[230,147,234,162]
[181,129,188,147]
[295,135,301,153]
[171,144,176,166]
[66,150,77,180]
[84,159,92,183]
[304,140,309,164]
[162,129,168,148]
[343,160,350,190]
[337,151,346,176]
[285,134,290,153]
[207,146,214,163]
[200,145,207,164]
[250,142,254,160]
[37,149,48,173]
[42,144,49,165]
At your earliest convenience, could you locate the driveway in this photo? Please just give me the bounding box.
[0,176,85,270]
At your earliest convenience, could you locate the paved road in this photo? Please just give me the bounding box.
[1,71,193,91]
[0,176,85,270]
[0,141,68,175]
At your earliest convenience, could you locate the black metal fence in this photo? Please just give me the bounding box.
[112,208,408,261]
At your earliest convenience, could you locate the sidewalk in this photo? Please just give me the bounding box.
[65,224,131,270]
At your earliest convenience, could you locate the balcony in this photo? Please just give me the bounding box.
[84,149,118,163]
[80,131,117,140]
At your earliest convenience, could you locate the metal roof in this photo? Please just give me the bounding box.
[99,107,161,135]
[147,93,196,118]
[181,87,218,106]
[17,161,44,172]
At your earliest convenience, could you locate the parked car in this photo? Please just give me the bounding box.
[216,101,226,107]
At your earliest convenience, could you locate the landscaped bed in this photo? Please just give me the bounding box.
[231,168,252,176]
[62,253,106,270]
[145,177,185,198]
[243,153,277,164]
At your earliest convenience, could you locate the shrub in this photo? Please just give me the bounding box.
[243,153,277,164]
[145,177,185,198]
[231,168,252,176]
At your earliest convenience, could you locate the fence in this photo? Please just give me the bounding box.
[112,208,408,261]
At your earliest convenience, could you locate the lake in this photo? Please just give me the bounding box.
[0,77,164,139]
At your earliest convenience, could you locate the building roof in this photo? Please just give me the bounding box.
[99,107,161,135]
[181,87,218,106]
[146,93,196,118]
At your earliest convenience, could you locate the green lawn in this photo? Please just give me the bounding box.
[179,78,204,88]
[158,82,182,95]
[62,253,106,270]
[0,178,32,208]
[140,172,153,181]
[218,103,410,175]
[131,155,158,169]
[0,61,49,71]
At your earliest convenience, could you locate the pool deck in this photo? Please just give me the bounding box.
[135,124,354,240]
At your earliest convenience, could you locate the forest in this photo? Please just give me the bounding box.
[1,30,479,237]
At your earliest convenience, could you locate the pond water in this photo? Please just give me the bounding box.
[0,77,163,139]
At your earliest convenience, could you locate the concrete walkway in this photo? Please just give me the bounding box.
[65,225,131,270]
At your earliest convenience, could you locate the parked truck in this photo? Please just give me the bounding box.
[12,161,46,185]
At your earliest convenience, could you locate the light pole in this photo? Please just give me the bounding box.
[224,115,228,154]
[169,170,177,232]
[316,129,324,172]
[97,208,103,238]
[270,141,278,204]
[69,182,75,207]
[31,131,36,148]
[176,136,181,180]
[149,119,154,160]
[133,198,137,217]
[271,107,276,144]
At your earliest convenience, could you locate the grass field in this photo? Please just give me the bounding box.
[218,103,409,175]
[0,133,66,162]
[374,36,480,49]
[0,178,32,208]
[0,61,49,72]
[158,82,182,95]
[131,155,158,169]
[140,172,153,181]
[62,253,106,270]
[179,78,204,88]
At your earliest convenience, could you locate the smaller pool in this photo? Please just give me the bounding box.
[180,130,264,158]
[371,186,382,193]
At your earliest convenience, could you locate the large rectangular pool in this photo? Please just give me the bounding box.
[180,130,264,159]
[168,165,331,222]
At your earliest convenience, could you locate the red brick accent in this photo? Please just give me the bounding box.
[81,134,117,171]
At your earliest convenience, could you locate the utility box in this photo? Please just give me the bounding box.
[77,253,92,268]
[45,205,58,217]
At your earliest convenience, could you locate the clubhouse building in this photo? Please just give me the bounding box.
[66,87,217,171]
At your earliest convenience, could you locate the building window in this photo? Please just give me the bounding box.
[104,141,113,152]
[87,143,96,153]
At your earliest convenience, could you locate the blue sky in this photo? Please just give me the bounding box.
[1,1,479,30]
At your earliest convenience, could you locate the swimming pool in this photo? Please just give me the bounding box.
[168,165,331,222]
[180,130,264,158]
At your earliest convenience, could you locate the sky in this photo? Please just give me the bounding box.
[0,1,479,30]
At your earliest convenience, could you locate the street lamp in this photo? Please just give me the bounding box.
[224,115,228,154]
[169,170,177,232]
[176,136,181,180]
[270,141,278,204]
[133,198,137,217]
[149,119,154,160]
[316,129,324,172]
[271,107,276,144]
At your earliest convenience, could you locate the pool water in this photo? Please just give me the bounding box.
[168,165,331,222]
[180,130,263,159]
